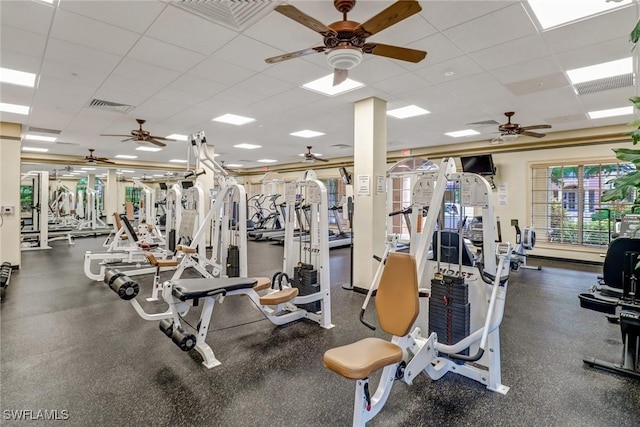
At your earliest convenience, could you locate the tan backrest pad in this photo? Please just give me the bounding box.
[375,252,419,337]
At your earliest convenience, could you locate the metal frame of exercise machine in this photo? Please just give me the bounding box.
[325,158,514,426]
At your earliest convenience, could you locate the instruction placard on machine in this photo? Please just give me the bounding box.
[460,176,489,208]
[413,176,435,206]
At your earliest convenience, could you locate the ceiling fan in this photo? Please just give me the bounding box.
[265,0,427,85]
[302,146,329,163]
[100,118,175,147]
[498,112,552,139]
[84,149,114,165]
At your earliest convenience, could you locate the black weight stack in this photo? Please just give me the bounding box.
[429,275,470,355]
[293,262,320,312]
[227,245,240,277]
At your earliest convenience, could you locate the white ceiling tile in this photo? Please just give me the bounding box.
[213,35,284,72]
[50,9,140,56]
[43,39,122,73]
[262,60,330,86]
[443,3,537,53]
[578,86,637,112]
[59,0,167,34]
[0,51,42,75]
[33,76,97,110]
[235,74,295,97]
[1,26,48,58]
[188,57,256,86]
[161,107,217,130]
[167,74,227,98]
[555,37,633,70]
[491,56,564,85]
[438,72,502,97]
[349,58,411,84]
[94,74,162,105]
[519,87,583,117]
[0,84,34,107]
[0,0,55,35]
[126,37,206,73]
[414,55,485,84]
[372,73,431,96]
[145,6,238,56]
[112,58,181,87]
[210,87,268,108]
[64,108,121,134]
[421,1,513,31]
[28,107,76,131]
[543,6,638,54]
[470,34,552,70]
[152,88,212,107]
[40,59,110,88]
[130,96,192,122]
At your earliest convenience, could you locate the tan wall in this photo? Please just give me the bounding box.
[1,123,23,266]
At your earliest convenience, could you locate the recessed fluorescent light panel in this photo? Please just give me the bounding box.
[566,57,632,85]
[136,146,162,152]
[302,74,364,97]
[25,134,56,142]
[0,102,29,115]
[212,113,255,126]
[234,143,261,150]
[119,169,135,173]
[527,0,632,30]
[290,130,325,138]
[587,106,634,119]
[166,134,188,141]
[257,159,277,163]
[445,129,481,138]
[387,105,430,119]
[115,154,138,159]
[169,159,188,163]
[226,163,243,168]
[81,167,96,171]
[22,147,49,152]
[0,67,36,87]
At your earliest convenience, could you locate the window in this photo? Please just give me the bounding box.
[531,162,636,247]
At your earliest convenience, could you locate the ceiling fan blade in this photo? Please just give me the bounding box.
[121,137,134,142]
[274,5,337,37]
[148,135,176,141]
[265,46,326,64]
[520,124,552,130]
[363,43,426,63]
[333,68,348,86]
[521,130,547,138]
[313,156,329,163]
[354,0,422,38]
[101,134,131,137]
[147,138,167,147]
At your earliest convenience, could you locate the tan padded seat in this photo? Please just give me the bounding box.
[323,337,403,380]
[259,287,298,305]
[144,252,179,268]
[253,277,271,291]
[177,245,197,254]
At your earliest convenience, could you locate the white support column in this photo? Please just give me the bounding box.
[0,122,22,266]
[105,169,118,224]
[353,97,387,291]
[197,170,214,246]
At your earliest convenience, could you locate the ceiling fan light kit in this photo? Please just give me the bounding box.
[327,47,362,71]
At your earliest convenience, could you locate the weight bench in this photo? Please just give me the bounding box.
[104,269,305,368]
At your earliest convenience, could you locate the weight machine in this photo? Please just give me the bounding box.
[325,158,514,426]
[20,171,51,251]
[77,187,106,230]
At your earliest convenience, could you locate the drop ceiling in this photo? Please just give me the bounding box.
[2,0,639,173]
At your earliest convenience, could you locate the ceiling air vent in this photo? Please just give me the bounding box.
[27,126,61,134]
[87,98,134,114]
[574,73,634,95]
[173,0,276,31]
